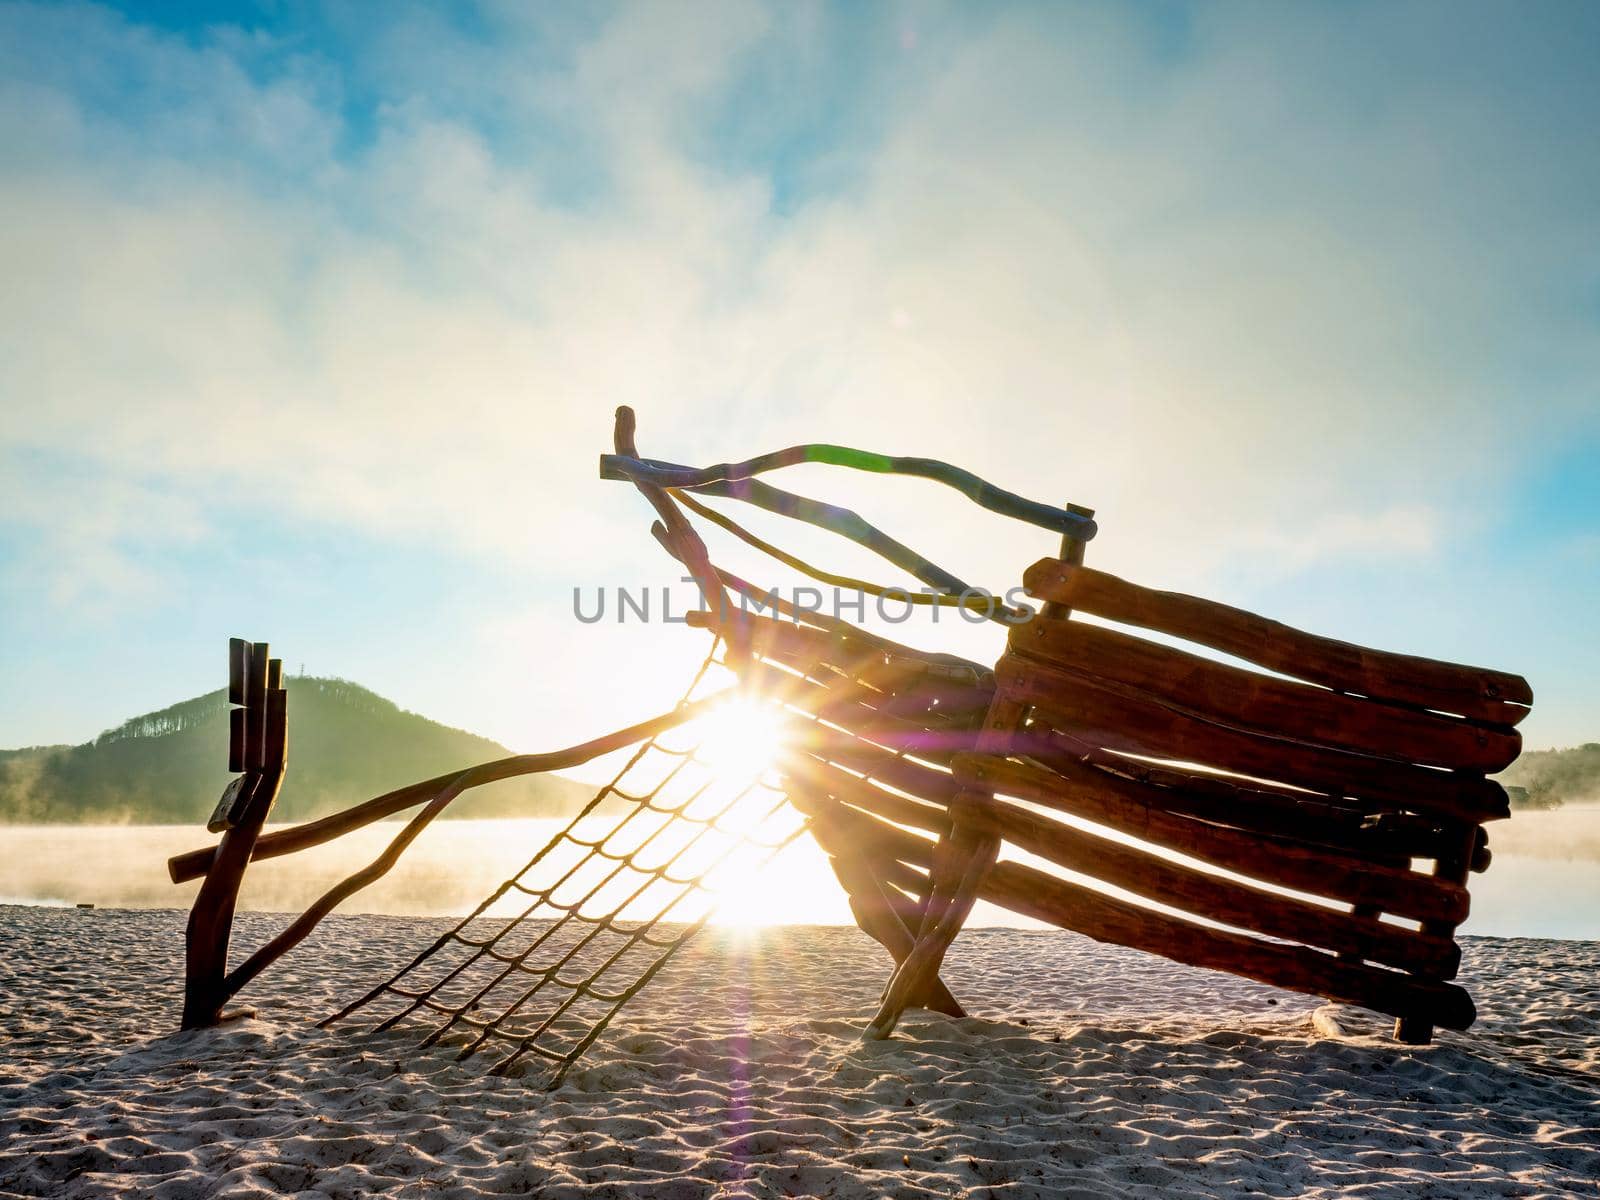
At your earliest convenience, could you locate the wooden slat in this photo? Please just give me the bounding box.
[263,683,288,773]
[956,754,1467,924]
[980,858,1475,1030]
[227,707,246,775]
[971,797,1459,976]
[1022,560,1531,726]
[228,638,250,706]
[1010,617,1520,772]
[781,750,953,837]
[998,657,1510,823]
[799,790,1474,1029]
[246,641,269,771]
[1025,729,1425,865]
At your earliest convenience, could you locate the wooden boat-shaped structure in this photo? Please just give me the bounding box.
[167,408,1531,1081]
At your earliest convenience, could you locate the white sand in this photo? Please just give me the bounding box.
[2,906,1597,1199]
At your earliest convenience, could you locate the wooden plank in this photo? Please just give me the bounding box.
[969,797,1459,976]
[956,753,1468,924]
[227,708,246,775]
[1024,729,1436,865]
[997,657,1510,823]
[263,683,288,774]
[1010,617,1520,772]
[802,792,1473,1029]
[228,638,250,706]
[1022,560,1531,726]
[1395,819,1479,1043]
[246,641,269,771]
[980,858,1475,1030]
[781,749,954,837]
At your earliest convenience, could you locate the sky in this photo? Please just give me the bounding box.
[1,0,1597,764]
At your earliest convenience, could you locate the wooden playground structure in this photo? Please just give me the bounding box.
[169,407,1532,1082]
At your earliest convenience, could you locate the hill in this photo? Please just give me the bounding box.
[1498,743,1600,811]
[0,677,593,825]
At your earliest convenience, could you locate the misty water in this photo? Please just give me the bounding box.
[4,807,1600,938]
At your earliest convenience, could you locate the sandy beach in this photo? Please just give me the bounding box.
[2,906,1597,1199]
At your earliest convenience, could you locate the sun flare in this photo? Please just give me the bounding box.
[693,696,788,786]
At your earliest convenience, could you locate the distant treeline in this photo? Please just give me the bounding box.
[1497,743,1600,810]
[0,677,592,825]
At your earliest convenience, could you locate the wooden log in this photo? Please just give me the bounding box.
[865,695,1029,1039]
[222,767,472,1001]
[780,749,954,837]
[228,637,249,706]
[997,657,1510,823]
[687,606,993,689]
[808,794,1472,1030]
[787,774,939,869]
[226,708,246,775]
[1022,560,1532,726]
[1010,617,1520,772]
[263,679,287,771]
[968,797,1459,977]
[956,754,1467,924]
[246,641,269,771]
[182,769,279,1028]
[738,658,973,766]
[981,857,1475,1029]
[1024,729,1457,865]
[792,730,963,804]
[810,820,963,1017]
[1395,819,1479,1044]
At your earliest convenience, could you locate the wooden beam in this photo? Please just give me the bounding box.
[957,754,1467,924]
[1010,617,1520,772]
[997,657,1510,823]
[1022,560,1531,726]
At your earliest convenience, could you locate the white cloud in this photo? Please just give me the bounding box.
[2,0,1595,625]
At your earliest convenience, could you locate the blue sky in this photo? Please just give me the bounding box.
[1,0,1597,759]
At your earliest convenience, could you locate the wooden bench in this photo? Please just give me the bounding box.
[868,547,1530,1044]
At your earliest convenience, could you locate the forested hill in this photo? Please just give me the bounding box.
[0,677,592,824]
[1498,743,1600,810]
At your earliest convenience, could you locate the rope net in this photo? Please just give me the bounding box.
[322,638,810,1085]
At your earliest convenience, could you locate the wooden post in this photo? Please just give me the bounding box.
[864,503,1095,1039]
[1393,819,1476,1044]
[181,639,288,1030]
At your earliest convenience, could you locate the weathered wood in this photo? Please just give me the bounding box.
[1023,728,1463,865]
[956,754,1467,924]
[981,857,1475,1030]
[1010,617,1521,772]
[1022,560,1531,726]
[228,637,249,706]
[803,800,962,1016]
[226,707,246,776]
[967,797,1459,977]
[781,749,953,837]
[246,641,269,770]
[223,768,472,1001]
[997,657,1510,823]
[865,696,1029,1039]
[182,771,278,1028]
[1395,819,1479,1044]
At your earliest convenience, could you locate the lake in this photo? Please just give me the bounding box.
[4,807,1599,938]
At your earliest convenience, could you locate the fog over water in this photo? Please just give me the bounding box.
[4,807,1599,939]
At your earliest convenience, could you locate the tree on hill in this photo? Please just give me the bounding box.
[1497,743,1600,811]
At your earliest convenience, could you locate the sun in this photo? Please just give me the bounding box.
[694,696,787,786]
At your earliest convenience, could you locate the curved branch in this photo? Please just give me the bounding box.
[671,489,1025,624]
[167,691,734,885]
[599,444,1096,539]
